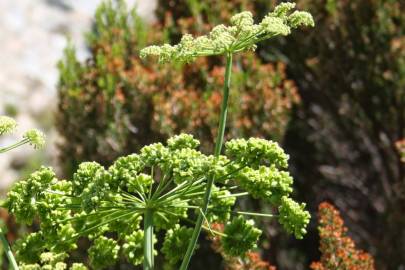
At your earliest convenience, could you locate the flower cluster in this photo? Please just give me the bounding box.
[221,216,262,257]
[122,231,147,266]
[278,197,310,239]
[23,129,46,149]
[140,3,314,63]
[6,134,309,268]
[208,223,277,270]
[161,225,194,265]
[0,116,17,135]
[0,115,45,153]
[310,202,375,270]
[88,236,120,269]
[18,251,87,270]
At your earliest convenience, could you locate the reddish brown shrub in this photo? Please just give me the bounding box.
[310,202,375,270]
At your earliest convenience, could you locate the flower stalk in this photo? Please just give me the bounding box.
[143,209,154,270]
[0,229,19,270]
[180,52,233,270]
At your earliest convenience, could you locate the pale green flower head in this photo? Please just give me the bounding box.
[140,2,314,63]
[0,115,17,135]
[23,129,46,149]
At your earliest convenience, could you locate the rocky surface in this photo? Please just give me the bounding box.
[0,0,156,193]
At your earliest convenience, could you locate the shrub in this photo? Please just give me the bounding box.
[310,202,375,270]
[265,1,405,268]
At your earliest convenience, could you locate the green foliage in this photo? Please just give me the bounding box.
[221,216,262,257]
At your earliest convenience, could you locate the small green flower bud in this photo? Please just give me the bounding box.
[0,115,17,135]
[15,232,45,264]
[70,263,88,270]
[278,196,311,239]
[23,129,45,149]
[162,225,194,265]
[288,11,315,28]
[109,154,145,189]
[127,173,153,193]
[19,264,41,270]
[167,133,200,150]
[272,2,296,18]
[122,230,145,266]
[88,236,120,269]
[221,216,262,257]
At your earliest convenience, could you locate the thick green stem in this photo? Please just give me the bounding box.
[179,52,233,270]
[0,229,19,270]
[143,209,154,270]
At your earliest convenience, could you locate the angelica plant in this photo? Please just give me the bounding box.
[141,3,314,269]
[4,3,314,270]
[0,115,45,270]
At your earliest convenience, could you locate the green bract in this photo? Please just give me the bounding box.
[140,3,314,63]
[5,134,309,267]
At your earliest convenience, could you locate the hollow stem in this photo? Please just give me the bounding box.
[0,229,19,270]
[0,139,29,154]
[180,52,233,270]
[143,209,154,270]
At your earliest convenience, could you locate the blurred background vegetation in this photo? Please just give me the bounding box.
[1,0,404,269]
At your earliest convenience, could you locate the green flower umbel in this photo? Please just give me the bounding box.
[23,129,46,149]
[0,115,45,153]
[0,116,17,135]
[140,3,314,63]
